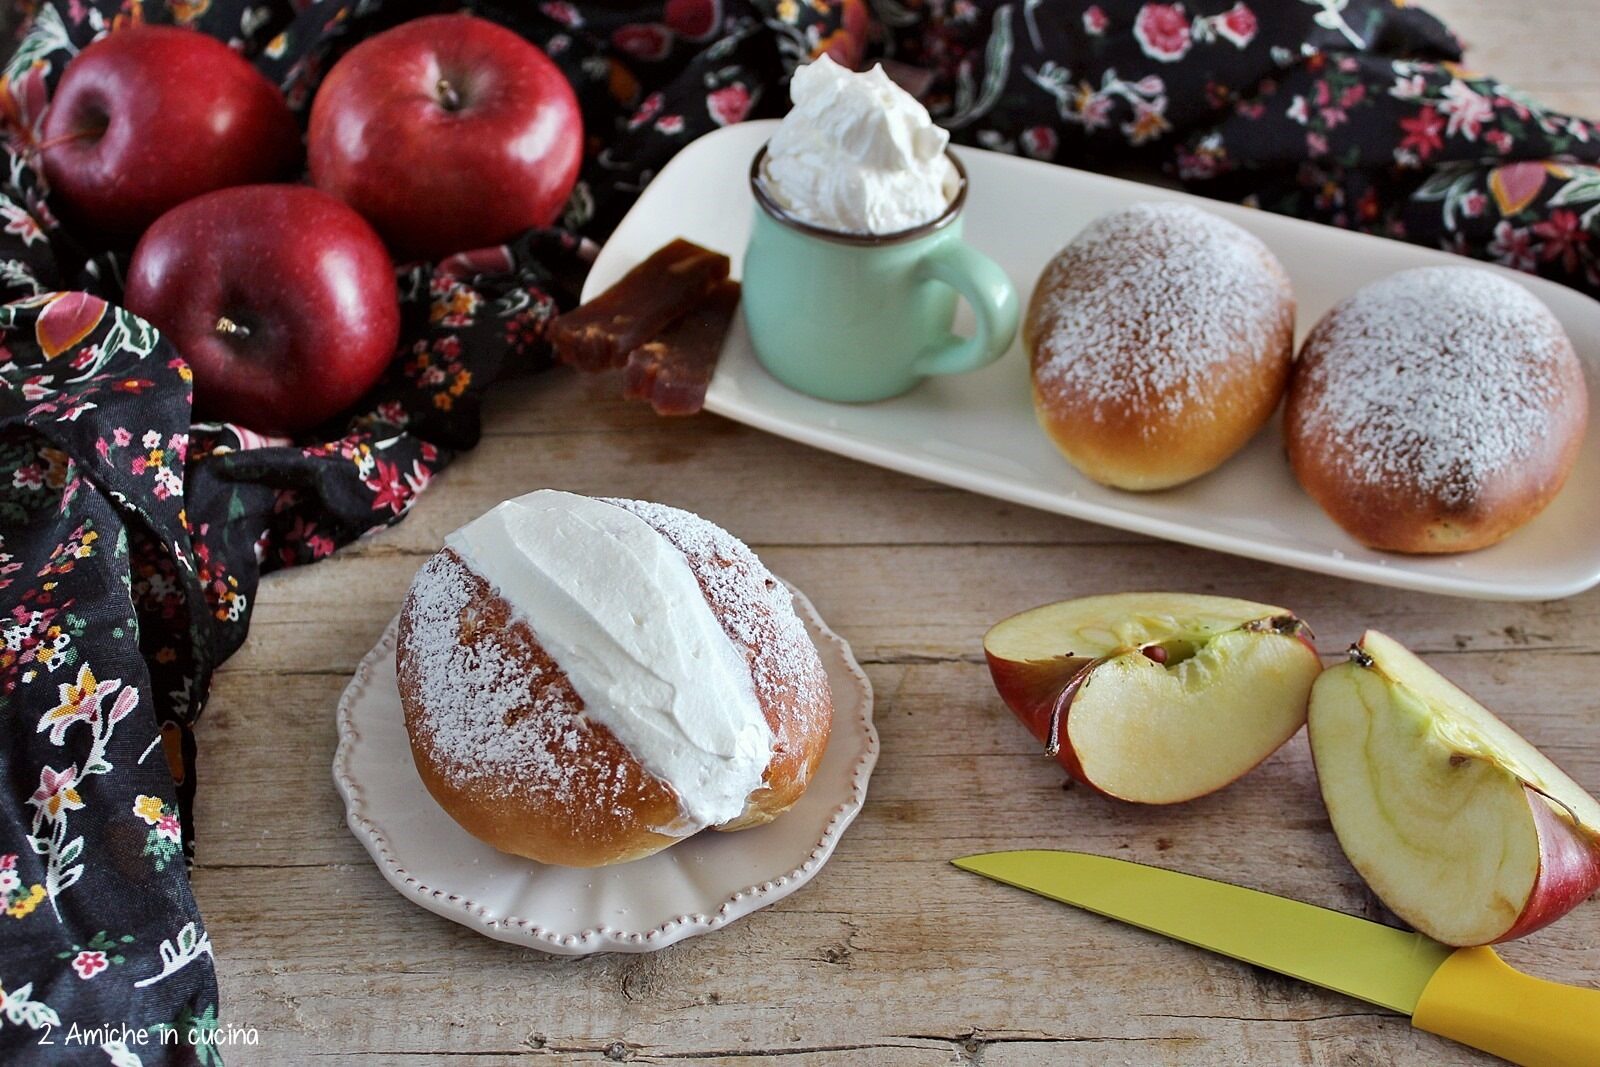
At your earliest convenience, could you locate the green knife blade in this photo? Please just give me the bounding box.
[953,849,1452,1015]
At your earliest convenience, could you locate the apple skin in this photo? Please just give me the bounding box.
[307,14,583,261]
[1499,786,1600,942]
[124,185,400,434]
[41,25,300,244]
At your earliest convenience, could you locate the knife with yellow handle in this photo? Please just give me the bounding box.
[953,850,1600,1067]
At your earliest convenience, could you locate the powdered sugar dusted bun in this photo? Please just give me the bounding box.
[397,490,832,867]
[1026,201,1295,490]
[1286,266,1587,554]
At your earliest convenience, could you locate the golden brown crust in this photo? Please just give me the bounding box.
[397,502,832,868]
[1284,267,1587,554]
[1025,202,1295,491]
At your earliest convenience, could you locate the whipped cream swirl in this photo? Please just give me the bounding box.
[761,55,959,235]
[445,490,773,832]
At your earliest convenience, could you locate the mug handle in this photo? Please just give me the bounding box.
[911,241,1020,378]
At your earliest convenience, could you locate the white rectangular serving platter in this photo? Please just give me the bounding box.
[584,119,1600,601]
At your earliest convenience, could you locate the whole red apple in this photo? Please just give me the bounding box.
[124,185,400,434]
[41,25,300,243]
[307,13,583,261]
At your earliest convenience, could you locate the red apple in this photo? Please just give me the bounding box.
[1309,630,1600,946]
[40,25,300,243]
[984,593,1322,804]
[124,185,399,434]
[307,14,583,261]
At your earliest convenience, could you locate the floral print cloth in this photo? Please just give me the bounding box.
[0,0,1595,1061]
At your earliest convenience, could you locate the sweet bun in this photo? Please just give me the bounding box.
[397,491,832,867]
[1285,266,1587,554]
[1026,201,1295,490]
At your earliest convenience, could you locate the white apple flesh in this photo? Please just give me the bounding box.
[1309,630,1600,946]
[983,593,1322,804]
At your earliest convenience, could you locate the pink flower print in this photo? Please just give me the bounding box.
[1339,84,1365,108]
[707,83,752,127]
[367,459,411,516]
[112,427,131,447]
[38,664,125,745]
[1398,105,1444,161]
[1485,128,1513,154]
[12,464,42,489]
[0,867,17,896]
[1390,73,1427,100]
[156,813,182,843]
[1082,5,1108,34]
[1306,132,1328,156]
[655,114,685,135]
[629,92,665,130]
[72,950,108,979]
[1213,3,1256,48]
[1440,80,1492,141]
[1020,125,1058,160]
[1533,209,1589,273]
[0,201,43,247]
[541,2,581,27]
[1460,191,1487,218]
[28,764,84,823]
[1489,221,1538,272]
[612,23,673,62]
[1076,91,1113,130]
[1133,3,1192,63]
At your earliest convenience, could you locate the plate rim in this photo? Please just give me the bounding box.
[588,119,1600,602]
[332,579,880,955]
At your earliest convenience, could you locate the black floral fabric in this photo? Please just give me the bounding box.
[0,0,1595,1062]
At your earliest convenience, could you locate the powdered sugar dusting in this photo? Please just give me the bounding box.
[1291,266,1576,507]
[1030,201,1290,428]
[605,498,830,742]
[400,549,613,810]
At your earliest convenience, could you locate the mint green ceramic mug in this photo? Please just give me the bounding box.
[742,145,1020,403]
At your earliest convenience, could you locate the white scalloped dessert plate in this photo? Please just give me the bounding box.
[333,581,877,955]
[586,119,1600,601]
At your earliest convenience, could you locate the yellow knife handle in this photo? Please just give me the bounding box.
[1412,947,1600,1067]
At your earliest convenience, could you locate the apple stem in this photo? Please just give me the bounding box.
[28,128,97,155]
[214,316,251,340]
[436,77,462,111]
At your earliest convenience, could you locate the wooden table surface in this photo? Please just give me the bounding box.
[193,4,1600,1062]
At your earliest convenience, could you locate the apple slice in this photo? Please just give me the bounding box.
[1309,631,1600,946]
[984,593,1321,803]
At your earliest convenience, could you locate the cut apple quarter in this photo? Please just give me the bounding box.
[1309,630,1600,946]
[983,593,1322,804]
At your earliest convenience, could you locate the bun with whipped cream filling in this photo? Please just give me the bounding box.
[397,490,833,867]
